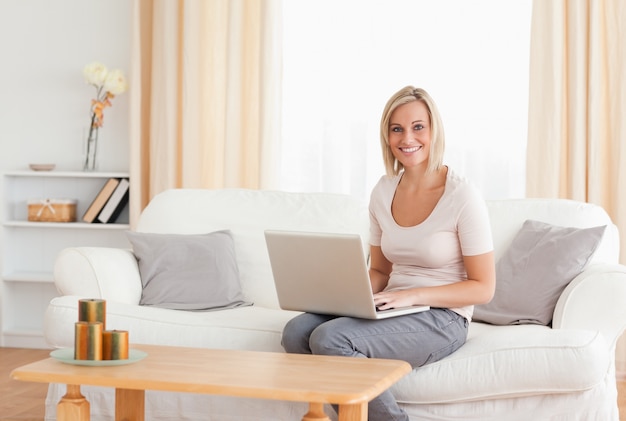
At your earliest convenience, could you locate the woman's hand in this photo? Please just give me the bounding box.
[372,252,496,310]
[373,289,420,310]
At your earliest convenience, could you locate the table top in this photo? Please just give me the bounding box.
[11,344,412,405]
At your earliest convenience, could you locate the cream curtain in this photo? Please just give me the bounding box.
[527,0,626,256]
[129,0,282,225]
[527,0,626,375]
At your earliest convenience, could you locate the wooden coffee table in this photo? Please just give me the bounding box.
[11,344,411,421]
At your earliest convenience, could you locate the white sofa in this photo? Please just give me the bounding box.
[43,188,626,421]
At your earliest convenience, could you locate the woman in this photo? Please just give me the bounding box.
[282,86,496,421]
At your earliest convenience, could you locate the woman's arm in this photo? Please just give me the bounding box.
[368,245,392,294]
[373,251,496,310]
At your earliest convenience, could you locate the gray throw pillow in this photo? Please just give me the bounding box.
[473,220,606,326]
[126,230,252,311]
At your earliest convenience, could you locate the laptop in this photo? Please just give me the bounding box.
[264,230,430,319]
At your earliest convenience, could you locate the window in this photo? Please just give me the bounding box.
[280,0,532,201]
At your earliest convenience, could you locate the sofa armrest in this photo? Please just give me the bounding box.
[54,247,142,305]
[553,263,626,348]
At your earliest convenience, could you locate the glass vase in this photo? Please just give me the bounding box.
[83,127,99,171]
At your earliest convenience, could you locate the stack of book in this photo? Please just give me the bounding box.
[82,178,130,223]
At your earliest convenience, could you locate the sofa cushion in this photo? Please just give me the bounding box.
[391,323,610,404]
[44,295,300,352]
[127,230,252,311]
[473,220,606,326]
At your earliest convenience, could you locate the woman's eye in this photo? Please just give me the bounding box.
[414,124,424,131]
[391,127,402,133]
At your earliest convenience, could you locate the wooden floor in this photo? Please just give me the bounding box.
[1,348,50,421]
[1,347,626,420]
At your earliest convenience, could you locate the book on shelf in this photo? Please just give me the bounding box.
[97,178,130,224]
[82,178,121,223]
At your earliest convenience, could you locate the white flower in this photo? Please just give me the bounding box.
[83,62,128,130]
[103,69,128,96]
[83,62,109,86]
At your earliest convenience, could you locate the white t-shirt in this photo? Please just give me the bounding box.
[369,168,493,320]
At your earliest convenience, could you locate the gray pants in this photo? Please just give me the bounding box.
[281,308,469,421]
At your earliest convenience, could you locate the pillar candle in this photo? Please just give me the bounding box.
[78,298,106,330]
[74,321,103,360]
[102,330,129,360]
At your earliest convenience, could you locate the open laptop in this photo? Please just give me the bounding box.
[264,230,430,319]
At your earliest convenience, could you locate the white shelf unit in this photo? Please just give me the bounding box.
[1,171,131,348]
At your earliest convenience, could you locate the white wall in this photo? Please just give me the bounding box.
[0,0,131,172]
[0,0,131,346]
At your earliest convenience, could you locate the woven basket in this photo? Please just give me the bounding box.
[27,199,77,222]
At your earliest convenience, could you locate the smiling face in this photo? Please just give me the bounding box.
[379,86,445,176]
[388,100,432,171]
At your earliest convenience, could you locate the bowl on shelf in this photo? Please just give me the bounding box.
[29,163,56,171]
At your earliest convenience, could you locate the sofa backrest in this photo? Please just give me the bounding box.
[137,190,620,309]
[136,189,371,308]
[487,198,619,264]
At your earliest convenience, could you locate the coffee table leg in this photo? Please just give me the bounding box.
[301,402,331,421]
[337,402,367,421]
[115,388,145,421]
[57,384,90,421]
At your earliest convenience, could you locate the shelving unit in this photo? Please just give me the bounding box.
[1,170,131,348]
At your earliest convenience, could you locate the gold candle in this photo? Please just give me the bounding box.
[74,321,103,360]
[78,298,106,330]
[102,330,129,360]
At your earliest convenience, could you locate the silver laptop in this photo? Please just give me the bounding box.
[264,230,430,319]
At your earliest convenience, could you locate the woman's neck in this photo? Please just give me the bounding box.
[399,165,447,191]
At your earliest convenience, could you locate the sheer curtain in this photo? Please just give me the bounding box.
[129,0,282,226]
[527,0,626,261]
[279,0,532,202]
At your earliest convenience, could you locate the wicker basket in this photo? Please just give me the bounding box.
[27,199,77,222]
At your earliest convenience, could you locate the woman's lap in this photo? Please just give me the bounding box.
[282,308,468,368]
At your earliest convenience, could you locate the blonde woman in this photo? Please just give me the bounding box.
[282,86,496,421]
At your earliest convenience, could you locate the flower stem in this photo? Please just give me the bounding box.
[83,113,98,171]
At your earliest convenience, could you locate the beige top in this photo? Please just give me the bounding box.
[369,169,493,321]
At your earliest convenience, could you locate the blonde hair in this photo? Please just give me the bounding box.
[379,86,445,176]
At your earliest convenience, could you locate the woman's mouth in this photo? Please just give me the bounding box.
[400,145,422,153]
